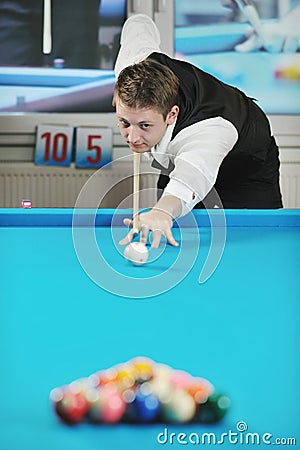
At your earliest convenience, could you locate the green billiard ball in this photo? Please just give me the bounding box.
[194,393,230,423]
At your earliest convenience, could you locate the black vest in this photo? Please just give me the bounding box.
[148,52,272,163]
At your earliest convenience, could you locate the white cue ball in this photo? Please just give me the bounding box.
[124,242,148,266]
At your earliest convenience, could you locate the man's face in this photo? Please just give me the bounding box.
[116,101,178,153]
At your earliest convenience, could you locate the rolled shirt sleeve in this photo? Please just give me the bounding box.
[162,117,238,215]
[114,14,162,77]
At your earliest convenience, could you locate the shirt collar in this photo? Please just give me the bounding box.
[148,119,176,169]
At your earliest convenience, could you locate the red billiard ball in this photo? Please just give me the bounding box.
[87,385,126,424]
[50,387,88,425]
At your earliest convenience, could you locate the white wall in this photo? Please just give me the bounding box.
[0,113,299,208]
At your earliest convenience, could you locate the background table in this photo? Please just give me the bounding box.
[1,208,299,449]
[175,23,300,115]
[0,67,115,112]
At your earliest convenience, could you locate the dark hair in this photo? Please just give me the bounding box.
[113,59,179,119]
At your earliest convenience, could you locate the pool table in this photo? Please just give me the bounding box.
[1,208,299,450]
[0,67,115,113]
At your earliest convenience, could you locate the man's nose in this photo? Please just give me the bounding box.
[127,126,141,143]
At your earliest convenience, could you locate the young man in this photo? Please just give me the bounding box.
[113,14,282,248]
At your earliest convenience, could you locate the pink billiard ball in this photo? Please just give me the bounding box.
[124,242,148,266]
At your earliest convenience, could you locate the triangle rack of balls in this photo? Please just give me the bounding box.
[50,356,230,425]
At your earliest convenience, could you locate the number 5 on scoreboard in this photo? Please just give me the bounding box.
[75,127,112,168]
[35,124,74,166]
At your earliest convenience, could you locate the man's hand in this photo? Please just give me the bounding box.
[235,19,299,53]
[221,0,238,7]
[232,3,299,53]
[221,1,300,53]
[119,195,182,248]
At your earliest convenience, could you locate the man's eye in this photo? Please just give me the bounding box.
[120,120,130,127]
[141,123,150,129]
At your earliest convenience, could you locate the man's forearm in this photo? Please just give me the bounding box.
[153,195,182,220]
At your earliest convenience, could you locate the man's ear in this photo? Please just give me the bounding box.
[167,105,179,125]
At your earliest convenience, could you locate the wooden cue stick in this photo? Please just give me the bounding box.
[235,0,266,45]
[133,152,140,234]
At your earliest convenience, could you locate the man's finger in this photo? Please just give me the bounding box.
[234,33,261,52]
[140,224,149,245]
[119,229,135,245]
[123,218,133,228]
[165,229,179,247]
[151,229,162,248]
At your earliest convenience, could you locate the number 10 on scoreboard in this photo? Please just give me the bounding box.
[35,125,74,166]
[35,125,112,168]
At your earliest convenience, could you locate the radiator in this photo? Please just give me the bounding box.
[0,162,299,208]
[0,162,159,208]
[280,164,300,208]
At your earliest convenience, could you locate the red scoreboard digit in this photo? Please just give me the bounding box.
[35,125,74,166]
[86,134,102,164]
[75,127,112,168]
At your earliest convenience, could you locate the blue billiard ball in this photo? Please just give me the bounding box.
[134,387,161,423]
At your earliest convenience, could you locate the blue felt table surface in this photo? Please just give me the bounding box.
[1,209,299,449]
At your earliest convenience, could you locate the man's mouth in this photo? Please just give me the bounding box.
[129,143,147,150]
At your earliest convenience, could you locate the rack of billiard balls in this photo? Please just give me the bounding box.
[50,357,230,425]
